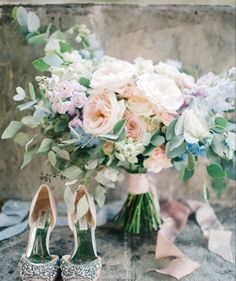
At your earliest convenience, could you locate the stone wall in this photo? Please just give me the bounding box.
[0,4,235,202]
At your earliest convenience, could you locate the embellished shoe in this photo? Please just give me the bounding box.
[18,184,59,281]
[61,185,102,281]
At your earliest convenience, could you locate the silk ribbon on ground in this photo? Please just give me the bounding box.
[129,174,233,280]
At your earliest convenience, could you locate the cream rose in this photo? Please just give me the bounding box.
[177,109,208,143]
[91,59,136,90]
[126,95,154,116]
[83,90,125,135]
[137,73,184,112]
[144,146,172,173]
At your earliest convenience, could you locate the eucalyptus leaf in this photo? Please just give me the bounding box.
[85,159,98,170]
[142,132,152,146]
[207,163,225,178]
[21,148,36,169]
[59,41,73,53]
[92,185,106,207]
[215,116,228,128]
[17,100,37,111]
[21,116,38,128]
[180,167,194,181]
[43,55,63,67]
[151,134,165,147]
[37,138,53,154]
[32,58,50,72]
[13,87,26,101]
[14,132,30,147]
[27,11,40,32]
[211,134,226,158]
[55,118,68,133]
[79,77,90,88]
[62,166,82,180]
[16,6,28,27]
[48,151,57,167]
[28,33,46,45]
[187,151,195,170]
[113,119,127,134]
[175,116,184,136]
[1,121,23,139]
[166,119,177,141]
[166,141,186,158]
[28,82,36,100]
[221,159,236,180]
[169,135,184,151]
[52,146,70,160]
[211,177,226,197]
[143,144,156,156]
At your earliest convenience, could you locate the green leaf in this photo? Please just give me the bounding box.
[14,132,30,146]
[211,134,226,158]
[59,41,73,53]
[37,138,53,154]
[43,55,63,67]
[207,163,226,178]
[55,118,68,133]
[27,11,40,32]
[92,185,106,207]
[21,116,38,128]
[187,151,195,170]
[143,144,156,156]
[28,33,46,45]
[207,147,221,164]
[150,134,165,147]
[32,58,50,72]
[113,119,127,134]
[16,6,28,27]
[12,7,17,19]
[166,140,186,158]
[211,178,226,197]
[28,82,36,100]
[52,146,70,160]
[175,116,184,136]
[180,167,194,181]
[168,135,184,151]
[79,77,90,88]
[166,119,177,141]
[118,128,126,141]
[61,166,82,180]
[215,117,228,128]
[1,121,23,139]
[21,148,36,169]
[13,87,26,101]
[17,100,37,111]
[142,132,152,146]
[85,159,98,170]
[221,159,236,180]
[48,151,57,167]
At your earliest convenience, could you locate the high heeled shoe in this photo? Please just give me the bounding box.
[61,185,102,281]
[18,184,59,281]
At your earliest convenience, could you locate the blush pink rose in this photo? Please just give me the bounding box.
[125,116,146,141]
[144,146,172,173]
[83,90,125,135]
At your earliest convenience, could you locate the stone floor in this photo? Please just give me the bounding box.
[0,205,235,281]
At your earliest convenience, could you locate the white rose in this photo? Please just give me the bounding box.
[91,59,136,90]
[155,62,195,89]
[177,109,208,143]
[137,73,184,112]
[134,57,154,74]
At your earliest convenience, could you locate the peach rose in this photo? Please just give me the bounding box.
[83,90,125,135]
[125,116,146,141]
[160,112,176,126]
[126,95,154,116]
[144,146,172,173]
[102,141,114,156]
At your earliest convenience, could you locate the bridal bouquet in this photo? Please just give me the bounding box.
[2,7,235,233]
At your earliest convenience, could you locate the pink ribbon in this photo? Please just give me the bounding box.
[128,173,233,280]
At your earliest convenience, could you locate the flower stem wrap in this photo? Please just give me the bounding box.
[115,173,161,234]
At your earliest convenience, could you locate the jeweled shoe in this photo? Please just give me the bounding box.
[18,184,59,281]
[61,185,102,281]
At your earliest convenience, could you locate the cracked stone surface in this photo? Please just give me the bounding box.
[0,205,235,281]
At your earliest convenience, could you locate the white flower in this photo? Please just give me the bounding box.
[134,57,154,74]
[176,109,208,143]
[45,39,60,54]
[63,50,82,63]
[91,58,136,90]
[137,73,184,112]
[95,168,124,188]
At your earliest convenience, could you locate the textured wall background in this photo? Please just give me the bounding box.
[0,4,235,202]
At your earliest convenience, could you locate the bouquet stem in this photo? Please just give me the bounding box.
[115,173,161,234]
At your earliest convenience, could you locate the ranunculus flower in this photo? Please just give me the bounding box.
[83,90,125,135]
[126,95,154,116]
[155,62,195,90]
[90,59,136,90]
[125,116,146,141]
[177,109,208,143]
[137,73,184,112]
[144,146,172,173]
[160,112,176,126]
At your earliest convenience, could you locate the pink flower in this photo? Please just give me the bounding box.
[125,116,146,141]
[69,117,83,128]
[58,81,74,98]
[83,90,125,135]
[52,101,76,115]
[72,92,88,108]
[160,112,176,126]
[144,146,172,173]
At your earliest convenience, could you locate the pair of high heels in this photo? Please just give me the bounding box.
[18,184,102,281]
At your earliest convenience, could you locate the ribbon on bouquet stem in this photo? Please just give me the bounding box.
[129,174,233,280]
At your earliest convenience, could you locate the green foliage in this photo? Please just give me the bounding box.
[92,185,106,207]
[52,146,70,161]
[61,166,82,180]
[150,134,165,146]
[1,121,23,139]
[180,167,194,181]
[207,163,226,178]
[166,119,177,141]
[37,138,53,154]
[211,177,227,197]
[48,151,57,167]
[32,58,50,72]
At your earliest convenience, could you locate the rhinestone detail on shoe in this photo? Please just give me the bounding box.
[61,257,102,281]
[18,255,59,281]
